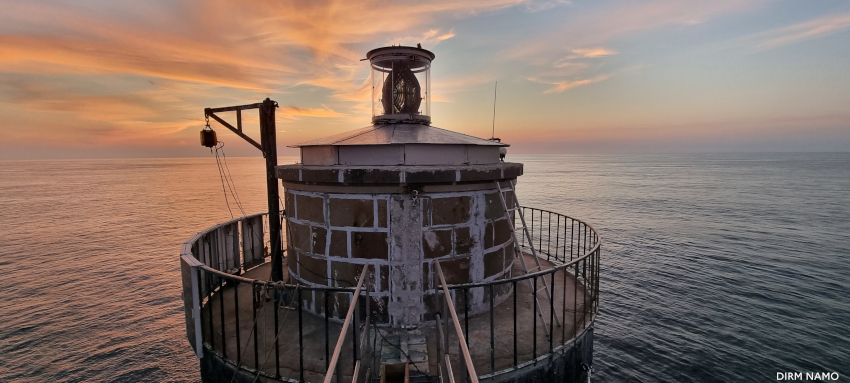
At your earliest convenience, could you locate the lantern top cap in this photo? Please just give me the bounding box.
[366,46,435,70]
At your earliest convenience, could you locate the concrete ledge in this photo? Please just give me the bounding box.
[276,163,523,185]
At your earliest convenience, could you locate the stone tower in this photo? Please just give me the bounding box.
[278,46,521,327]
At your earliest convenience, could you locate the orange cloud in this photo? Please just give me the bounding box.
[569,48,617,58]
[0,0,532,151]
[279,106,344,119]
[542,75,610,93]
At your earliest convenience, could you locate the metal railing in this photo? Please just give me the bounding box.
[180,211,375,383]
[437,207,600,380]
[180,206,599,383]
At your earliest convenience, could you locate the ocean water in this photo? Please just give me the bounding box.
[0,153,848,382]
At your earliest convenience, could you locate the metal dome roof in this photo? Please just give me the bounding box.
[289,124,508,148]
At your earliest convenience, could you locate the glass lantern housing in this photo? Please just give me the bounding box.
[367,46,434,124]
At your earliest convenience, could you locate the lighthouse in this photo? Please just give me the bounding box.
[279,46,520,328]
[181,45,600,383]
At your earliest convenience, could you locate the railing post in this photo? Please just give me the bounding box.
[274,285,280,378]
[547,211,551,259]
[570,219,574,261]
[573,262,578,340]
[354,290,361,371]
[207,269,215,350]
[489,284,495,374]
[532,277,537,361]
[234,280,242,365]
[513,280,517,369]
[464,289,469,348]
[434,261,479,383]
[549,271,555,353]
[220,277,227,359]
[562,263,567,345]
[444,291,450,368]
[555,214,560,262]
[298,288,304,383]
[325,291,330,371]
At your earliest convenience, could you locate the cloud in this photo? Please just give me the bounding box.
[532,75,610,93]
[523,0,572,13]
[569,48,617,58]
[385,28,456,48]
[753,13,850,50]
[0,0,530,151]
[279,106,344,119]
[551,47,616,68]
[504,0,767,61]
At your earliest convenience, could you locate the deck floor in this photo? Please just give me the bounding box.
[202,254,592,382]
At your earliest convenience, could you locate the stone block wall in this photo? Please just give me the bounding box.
[284,182,517,326]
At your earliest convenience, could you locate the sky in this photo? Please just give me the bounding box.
[1,0,849,159]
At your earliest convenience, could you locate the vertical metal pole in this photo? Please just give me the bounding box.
[538,210,542,251]
[549,272,554,353]
[562,264,567,345]
[354,291,360,371]
[234,280,242,364]
[570,220,574,261]
[464,289,469,348]
[512,280,517,368]
[325,291,330,370]
[573,263,578,339]
[366,273,371,319]
[555,215,560,262]
[520,207,539,250]
[274,286,280,378]
[253,285,259,369]
[521,207,526,248]
[563,216,567,261]
[220,277,227,358]
[261,98,283,282]
[547,212,551,260]
[532,277,537,361]
[489,284,495,374]
[444,292,450,360]
[596,248,601,313]
[207,273,215,350]
[582,259,587,328]
[298,288,304,383]
[584,223,588,256]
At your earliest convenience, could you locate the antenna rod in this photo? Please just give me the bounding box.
[492,81,498,139]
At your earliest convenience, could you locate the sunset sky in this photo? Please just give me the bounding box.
[1,0,849,159]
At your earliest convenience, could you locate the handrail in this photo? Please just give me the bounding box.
[324,265,371,383]
[435,260,479,383]
[180,205,600,383]
[180,211,360,294]
[436,206,601,380]
[443,247,597,290]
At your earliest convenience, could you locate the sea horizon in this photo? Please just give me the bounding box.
[2,153,847,382]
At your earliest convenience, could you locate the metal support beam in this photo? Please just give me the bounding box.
[203,98,283,281]
[205,112,262,150]
[260,98,284,282]
[206,103,262,113]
